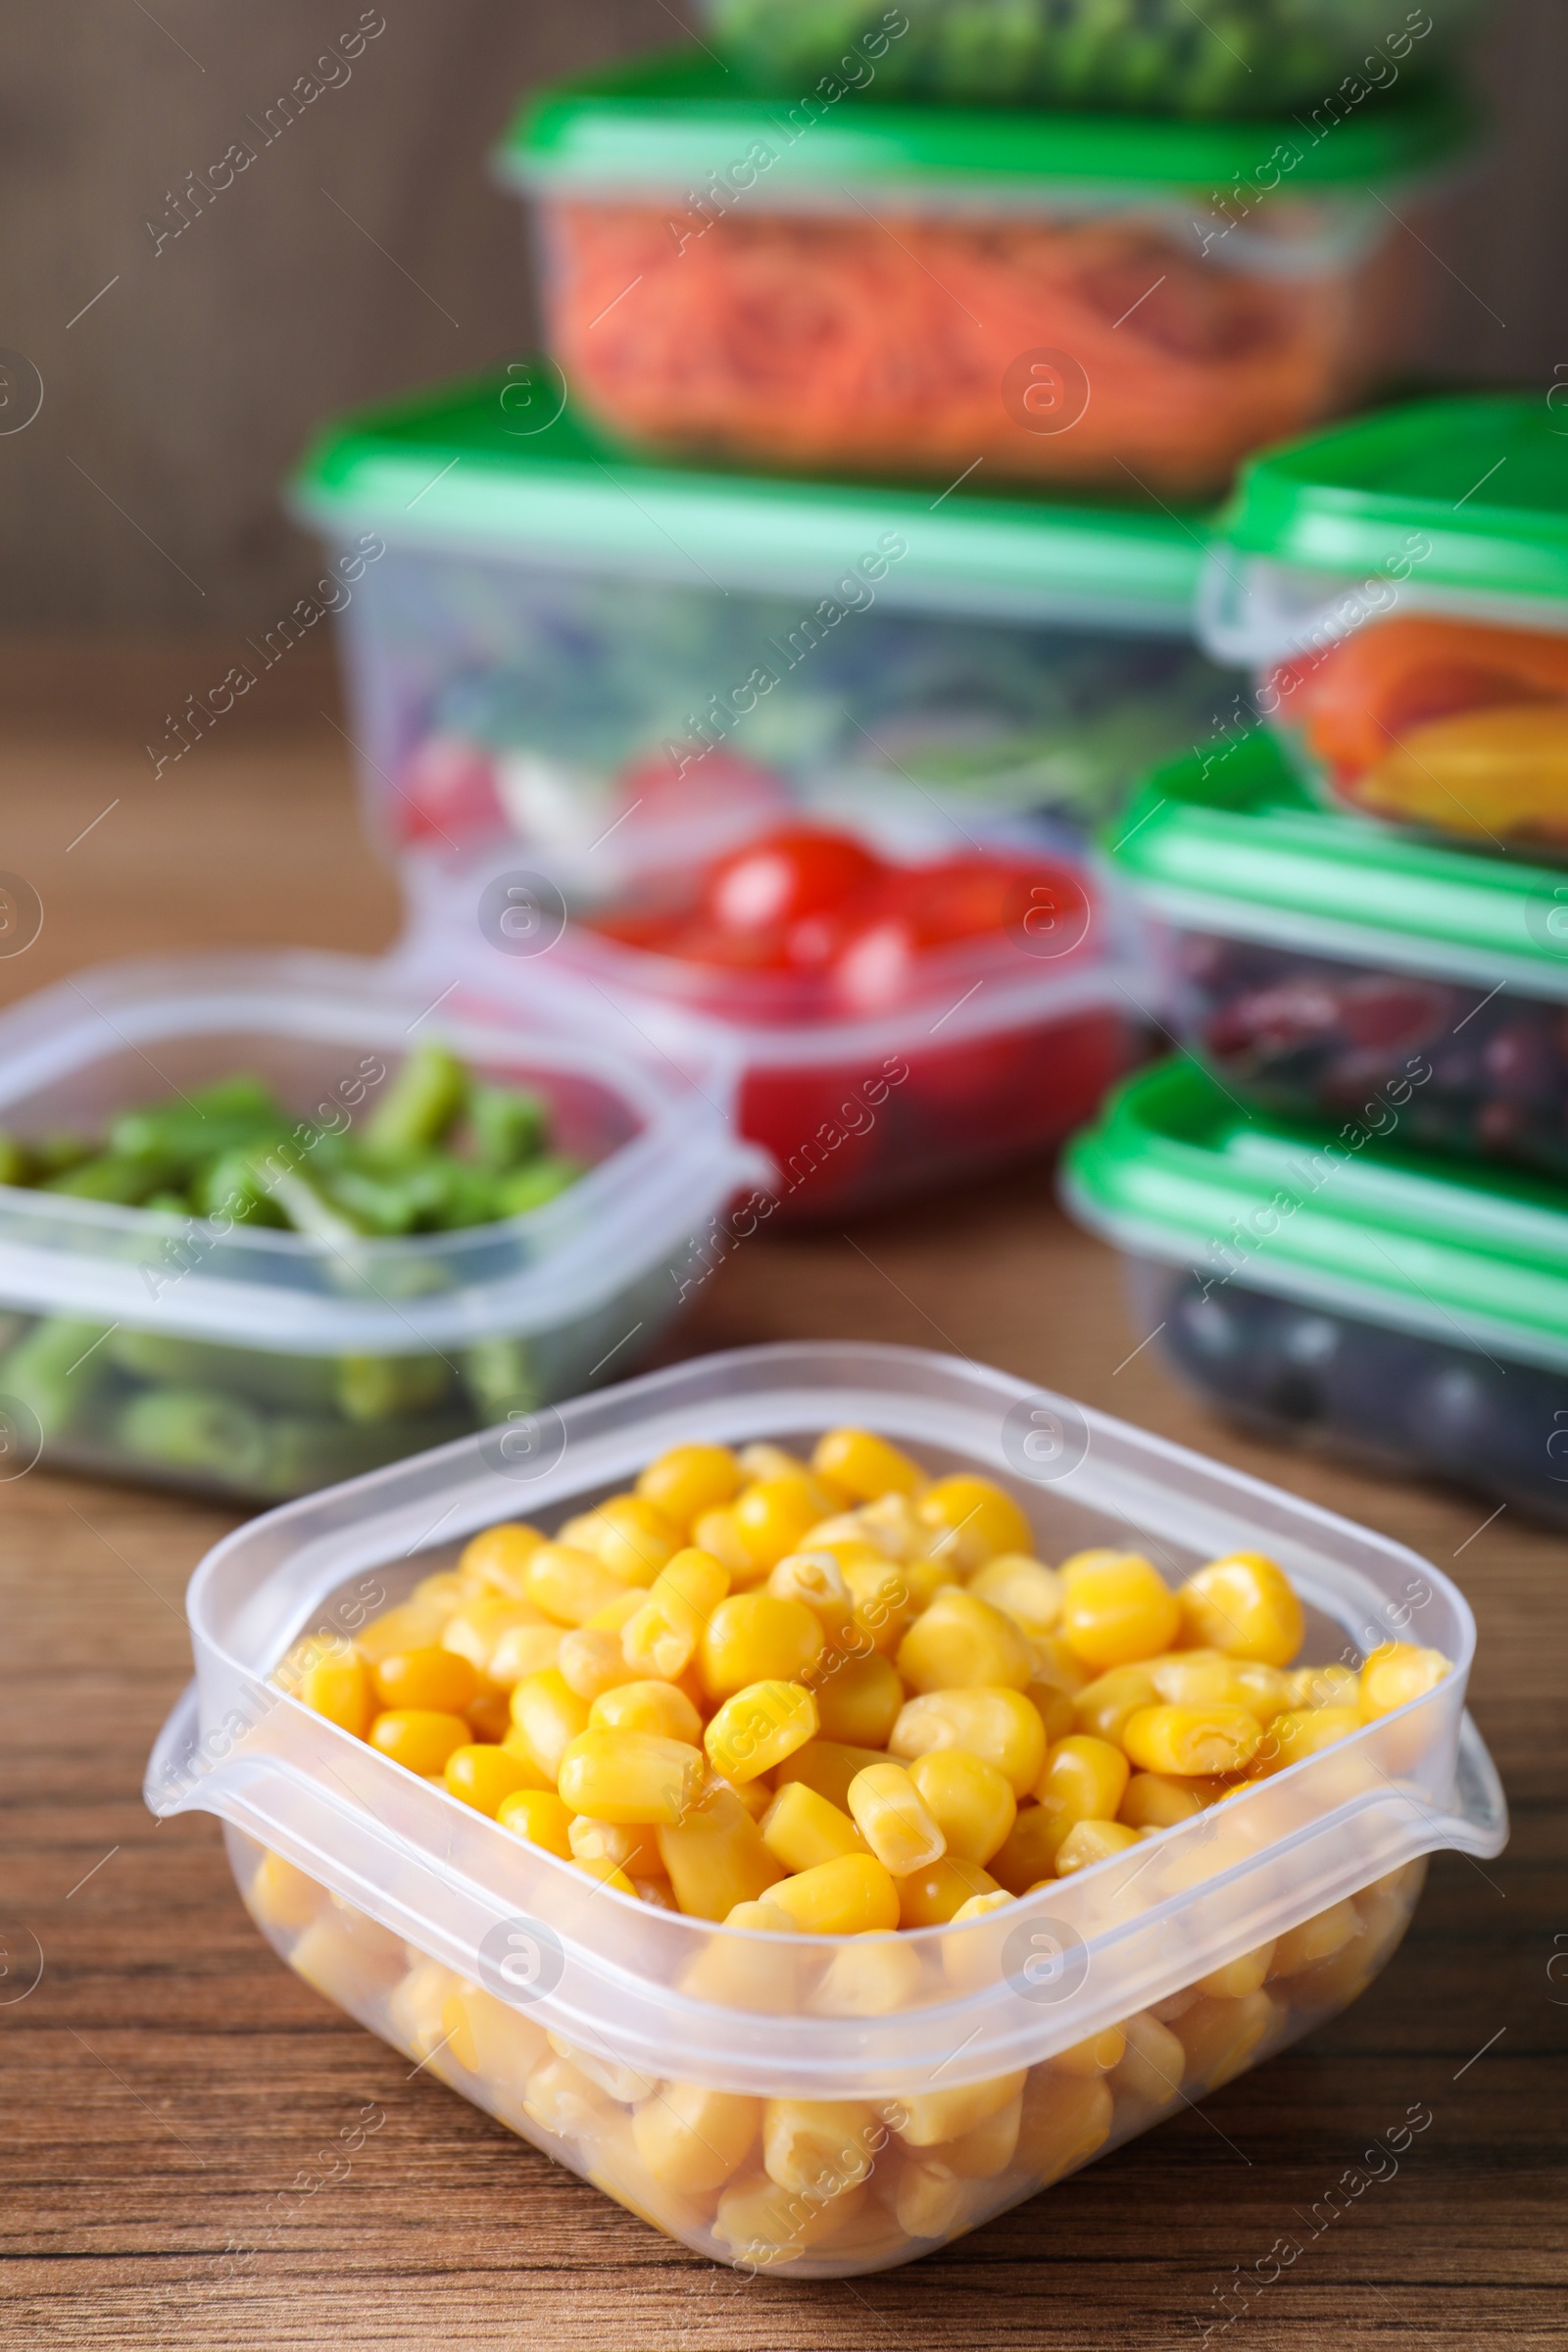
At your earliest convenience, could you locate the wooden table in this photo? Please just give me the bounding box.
[3,664,1563,2348]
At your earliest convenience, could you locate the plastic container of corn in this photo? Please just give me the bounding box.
[290,365,1241,867]
[500,50,1472,500]
[0,953,764,1501]
[1200,397,1568,854]
[144,1341,1505,2276]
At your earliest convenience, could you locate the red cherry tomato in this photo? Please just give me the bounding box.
[704,827,885,935]
[889,855,1091,950]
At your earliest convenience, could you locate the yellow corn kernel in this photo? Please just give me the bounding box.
[526,1542,637,1629]
[762,2097,881,2197]
[246,1847,321,1934]
[1118,1770,1223,1829]
[773,1739,889,1813]
[902,1553,963,1610]
[1111,2010,1185,2109]
[458,1520,545,1598]
[1250,1704,1360,1778]
[557,1730,706,1825]
[915,1474,1032,1574]
[987,1804,1060,1894]
[811,1426,927,1501]
[1057,1546,1131,1588]
[889,2155,967,2242]
[389,1958,465,2068]
[631,1875,678,1909]
[368,1708,471,1777]
[766,1549,855,1642]
[1060,1555,1179,1670]
[1123,1703,1262,1778]
[721,1774,774,1821]
[465,1685,512,1744]
[896,1587,1034,1694]
[1054,1819,1141,1875]
[658,1783,785,1920]
[370,1646,478,1715]
[523,2049,612,2140]
[812,1649,904,1748]
[1073,1663,1160,1745]
[1292,1661,1360,1710]
[847,1762,945,1876]
[768,1852,901,1935]
[620,1545,730,1683]
[1047,2026,1126,2080]
[731,1476,830,1576]
[841,1554,920,1653]
[894,2069,1027,2150]
[443,1742,550,1815]
[557,1627,641,1702]
[589,1678,703,1745]
[1026,1681,1078,1746]
[907,1749,1016,1865]
[296,1646,373,1739]
[413,1566,467,1614]
[497,1785,576,1857]
[812,1932,925,2017]
[632,2079,759,2194]
[567,1816,662,1877]
[938,2090,1023,2180]
[583,1588,648,1636]
[353,1596,451,1663]
[1359,1642,1451,1722]
[890,1687,1047,1799]
[1148,1649,1277,1715]
[1270,1899,1361,1978]
[689,1504,755,1579]
[440,1592,548,1673]
[760,1781,867,1874]
[486,1621,565,1687]
[571,1854,638,1898]
[952,1888,1013,1926]
[967,1553,1064,1637]
[442,1982,548,2091]
[1177,1988,1279,2089]
[636,1441,741,1527]
[560,1494,685,1587]
[700,1593,825,1702]
[1038,1730,1130,1823]
[705,1680,819,1784]
[854,1491,933,1560]
[507,1668,591,1779]
[1029,1632,1093,1698]
[712,2168,852,2263]
[897,1857,999,1927]
[1197,1941,1277,1999]
[1177,1551,1304,1667]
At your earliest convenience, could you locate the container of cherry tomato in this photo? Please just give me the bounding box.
[290,366,1240,870]
[498,50,1471,501]
[1065,1054,1568,1527]
[1104,730,1568,1186]
[698,0,1485,116]
[1202,396,1568,853]
[399,821,1141,1221]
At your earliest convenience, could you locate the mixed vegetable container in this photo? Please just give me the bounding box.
[501,52,1471,499]
[292,366,1239,864]
[0,955,764,1500]
[145,1344,1505,2276]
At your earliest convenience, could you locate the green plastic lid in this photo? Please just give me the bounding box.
[501,45,1473,197]
[291,366,1209,627]
[1217,397,1568,606]
[1107,730,1568,999]
[1063,1054,1568,1377]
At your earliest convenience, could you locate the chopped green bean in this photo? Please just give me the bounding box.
[192,1148,290,1228]
[0,1133,28,1187]
[43,1152,183,1204]
[335,1351,453,1425]
[467,1083,548,1173]
[360,1041,467,1161]
[495,1156,585,1217]
[115,1385,270,1484]
[2,1315,117,1438]
[463,1335,543,1419]
[107,1329,340,1410]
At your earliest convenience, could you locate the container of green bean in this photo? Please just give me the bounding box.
[0,953,766,1501]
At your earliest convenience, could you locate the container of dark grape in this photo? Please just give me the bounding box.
[1063,1056,1568,1528]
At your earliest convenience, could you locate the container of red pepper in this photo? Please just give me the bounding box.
[397,820,1142,1221]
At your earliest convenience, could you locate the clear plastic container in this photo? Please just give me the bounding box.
[1064,1056,1568,1526]
[1202,397,1568,853]
[395,828,1142,1220]
[144,1341,1506,2277]
[699,0,1484,117]
[1105,730,1568,1184]
[0,953,765,1500]
[290,368,1240,867]
[500,52,1472,499]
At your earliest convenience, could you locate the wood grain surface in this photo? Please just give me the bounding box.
[1,677,1565,2348]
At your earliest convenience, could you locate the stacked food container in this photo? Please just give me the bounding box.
[1067,394,1568,1524]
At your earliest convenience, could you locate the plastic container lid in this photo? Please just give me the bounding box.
[1064,1054,1568,1380]
[1218,395,1568,606]
[292,368,1209,630]
[1106,729,1568,1001]
[0,953,765,1354]
[501,46,1472,199]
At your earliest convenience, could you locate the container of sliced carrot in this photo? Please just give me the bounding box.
[499,50,1473,502]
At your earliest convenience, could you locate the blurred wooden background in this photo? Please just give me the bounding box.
[0,0,1564,634]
